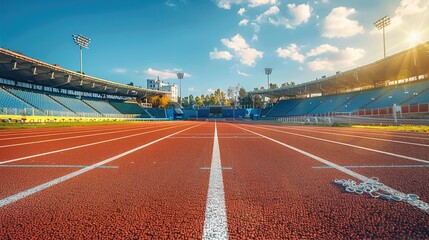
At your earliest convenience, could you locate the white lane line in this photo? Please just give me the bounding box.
[313,164,429,169]
[233,124,429,214]
[0,125,145,141]
[203,121,229,240]
[275,126,429,147]
[248,125,429,164]
[170,136,262,139]
[0,123,175,148]
[0,123,203,208]
[0,123,191,165]
[288,126,429,140]
[0,164,118,169]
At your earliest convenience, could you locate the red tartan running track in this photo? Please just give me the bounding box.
[0,121,428,239]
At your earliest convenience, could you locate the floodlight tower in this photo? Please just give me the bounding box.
[373,16,391,58]
[176,72,184,104]
[265,67,272,89]
[72,34,91,74]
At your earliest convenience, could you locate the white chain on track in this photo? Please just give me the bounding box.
[334,177,429,211]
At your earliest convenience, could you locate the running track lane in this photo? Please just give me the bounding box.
[0,121,214,239]
[239,124,429,201]
[0,122,195,199]
[266,125,429,160]
[218,122,429,239]
[0,122,185,160]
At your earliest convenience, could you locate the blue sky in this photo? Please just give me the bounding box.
[1,0,428,97]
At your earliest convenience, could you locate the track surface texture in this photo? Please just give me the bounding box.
[1,121,428,239]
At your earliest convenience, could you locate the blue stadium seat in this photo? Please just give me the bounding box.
[51,95,100,117]
[8,88,74,116]
[109,101,151,118]
[365,80,429,109]
[83,99,124,117]
[0,87,44,115]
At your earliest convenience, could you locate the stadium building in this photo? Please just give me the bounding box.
[147,78,178,103]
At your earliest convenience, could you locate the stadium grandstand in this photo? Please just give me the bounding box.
[255,41,429,125]
[0,48,170,122]
[1,42,429,125]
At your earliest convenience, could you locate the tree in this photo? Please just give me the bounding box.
[182,96,189,108]
[159,94,170,108]
[209,94,218,105]
[188,94,195,107]
[204,94,210,106]
[148,95,160,108]
[239,87,247,100]
[281,82,296,87]
[269,83,278,89]
[252,88,264,108]
[195,96,204,108]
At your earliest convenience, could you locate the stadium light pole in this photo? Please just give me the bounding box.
[373,16,391,58]
[264,67,272,107]
[72,34,91,74]
[176,72,184,105]
[265,67,272,89]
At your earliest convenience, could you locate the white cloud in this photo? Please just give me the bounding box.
[323,7,364,38]
[214,0,243,9]
[276,44,305,63]
[238,7,246,15]
[264,5,280,15]
[144,68,191,79]
[263,4,311,29]
[207,88,215,93]
[389,0,429,30]
[251,23,261,33]
[221,34,249,51]
[337,47,365,67]
[307,59,335,71]
[188,87,197,92]
[209,48,234,60]
[112,68,127,73]
[237,70,252,77]
[249,0,278,8]
[395,0,428,16]
[239,19,249,26]
[221,34,263,66]
[307,44,339,57]
[237,47,264,66]
[256,5,280,22]
[165,1,176,7]
[252,34,258,41]
[307,47,365,71]
[287,3,311,26]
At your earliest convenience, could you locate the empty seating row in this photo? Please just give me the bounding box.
[8,88,74,116]
[110,101,151,118]
[0,87,45,115]
[263,80,429,116]
[365,80,429,109]
[50,95,99,116]
[83,99,124,117]
[146,108,167,118]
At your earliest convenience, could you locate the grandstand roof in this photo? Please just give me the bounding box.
[0,48,168,98]
[256,41,429,98]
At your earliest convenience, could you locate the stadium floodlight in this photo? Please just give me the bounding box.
[265,67,272,90]
[177,72,184,104]
[72,34,91,74]
[374,16,391,58]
